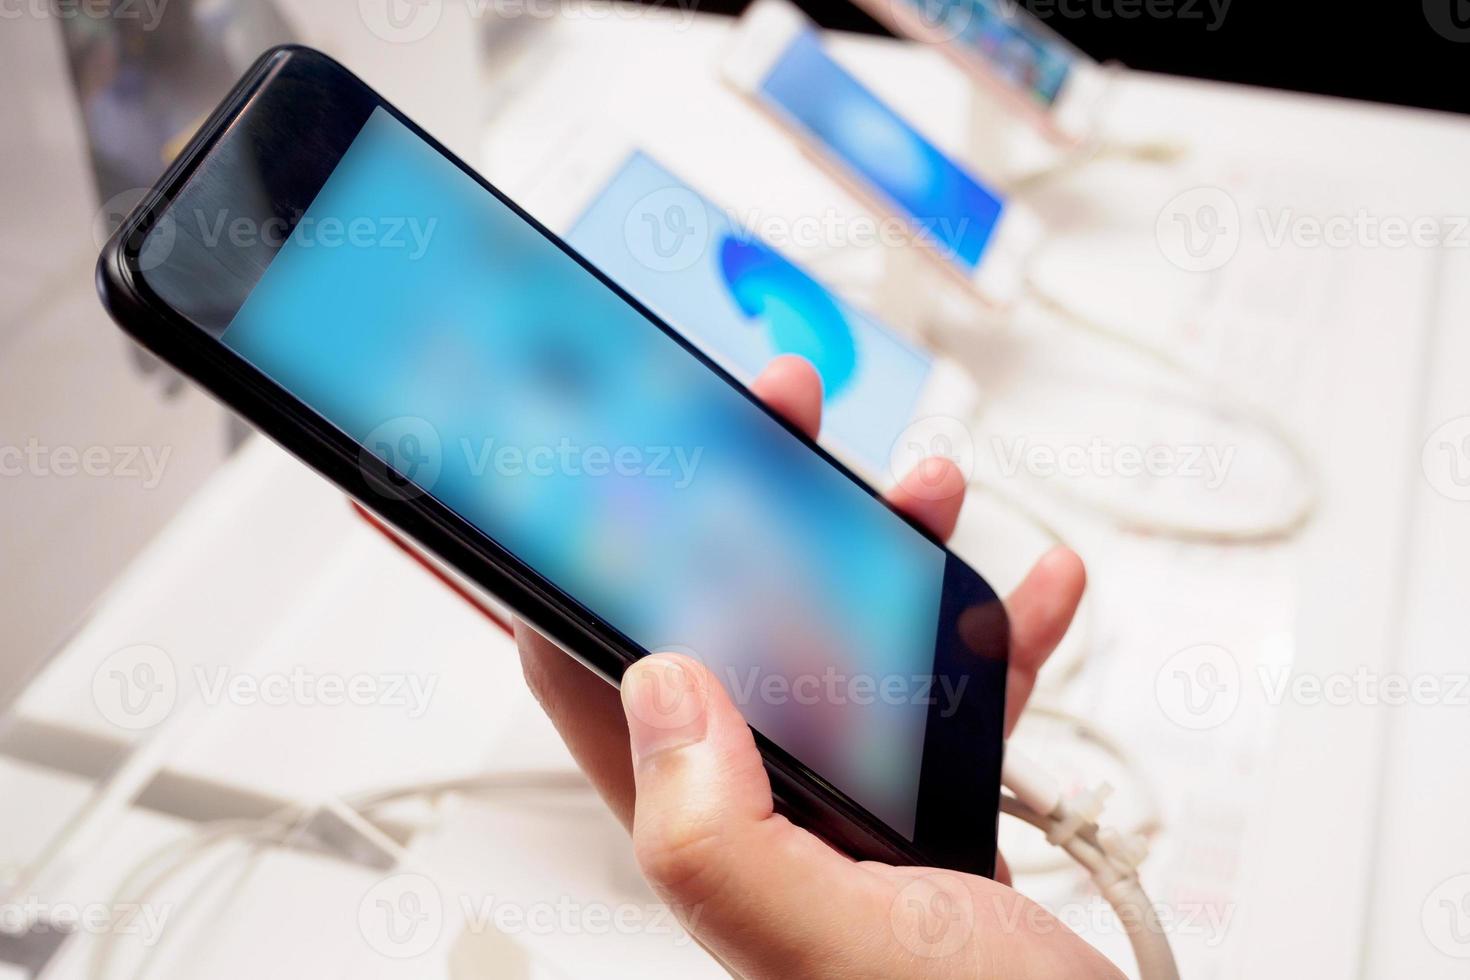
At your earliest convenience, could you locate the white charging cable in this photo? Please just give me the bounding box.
[1003,702,1163,875]
[1002,750,1181,980]
[1015,273,1321,544]
[83,754,1175,980]
[86,771,594,980]
[917,268,1320,544]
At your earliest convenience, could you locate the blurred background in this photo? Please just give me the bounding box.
[2,1,1469,977]
[740,1,1470,116]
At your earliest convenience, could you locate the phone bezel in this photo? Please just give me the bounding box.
[96,45,1008,876]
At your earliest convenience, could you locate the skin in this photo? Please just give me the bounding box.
[515,355,1125,979]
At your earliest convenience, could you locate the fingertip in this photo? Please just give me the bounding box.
[1006,546,1087,676]
[635,650,708,677]
[1038,546,1086,597]
[622,652,715,715]
[888,456,966,540]
[752,355,823,439]
[621,653,712,767]
[765,353,823,393]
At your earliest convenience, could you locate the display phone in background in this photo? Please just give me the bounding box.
[97,46,1010,877]
[849,0,1108,146]
[516,137,979,483]
[722,0,1042,307]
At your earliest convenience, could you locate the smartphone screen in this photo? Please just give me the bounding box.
[893,0,1074,107]
[562,150,932,476]
[217,106,950,839]
[751,29,1005,274]
[112,50,1009,871]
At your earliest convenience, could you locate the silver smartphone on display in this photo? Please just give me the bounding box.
[722,0,1043,306]
[849,0,1109,145]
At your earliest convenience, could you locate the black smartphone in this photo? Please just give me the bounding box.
[96,46,1009,876]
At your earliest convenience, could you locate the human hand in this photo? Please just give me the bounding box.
[515,355,1121,979]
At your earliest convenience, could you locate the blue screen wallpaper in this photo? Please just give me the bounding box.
[564,151,931,476]
[718,234,858,396]
[758,29,1005,272]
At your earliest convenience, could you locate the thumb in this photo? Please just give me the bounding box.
[619,653,881,977]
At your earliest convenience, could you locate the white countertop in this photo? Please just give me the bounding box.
[4,4,1468,978]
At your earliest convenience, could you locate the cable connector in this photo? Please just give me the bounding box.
[1001,763,1180,980]
[1001,748,1062,818]
[1044,782,1112,849]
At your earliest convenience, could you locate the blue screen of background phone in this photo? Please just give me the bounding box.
[758,30,1003,272]
[564,151,930,477]
[896,0,1072,106]
[220,107,946,839]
